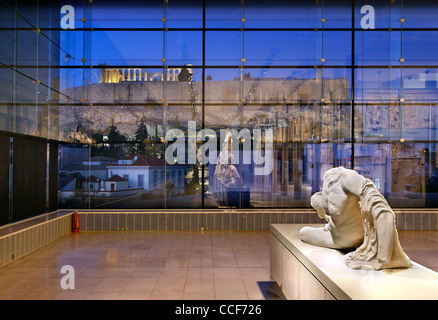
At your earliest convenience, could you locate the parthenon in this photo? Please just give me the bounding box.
[99,66,193,83]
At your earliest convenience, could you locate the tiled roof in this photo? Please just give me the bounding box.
[106,175,128,182]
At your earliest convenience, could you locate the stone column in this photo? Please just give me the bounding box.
[109,69,114,83]
[105,69,110,83]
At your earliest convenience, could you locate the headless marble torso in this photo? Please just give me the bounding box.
[299,168,364,250]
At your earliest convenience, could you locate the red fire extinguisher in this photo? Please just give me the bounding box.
[72,210,79,233]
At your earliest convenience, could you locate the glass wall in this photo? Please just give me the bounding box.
[1,0,437,220]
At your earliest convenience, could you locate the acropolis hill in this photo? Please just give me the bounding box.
[59,75,359,142]
[55,67,437,143]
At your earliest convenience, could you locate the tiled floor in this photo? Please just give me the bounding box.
[0,229,437,300]
[397,230,438,273]
[0,231,270,300]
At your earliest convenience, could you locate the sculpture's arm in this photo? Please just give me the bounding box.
[310,192,327,220]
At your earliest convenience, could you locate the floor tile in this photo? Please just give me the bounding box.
[213,267,241,278]
[105,267,137,278]
[84,292,121,300]
[215,291,248,300]
[214,277,246,292]
[187,267,214,279]
[184,277,215,292]
[118,291,152,300]
[150,291,184,300]
[123,277,158,291]
[92,278,129,292]
[154,277,186,292]
[132,267,163,278]
[78,267,110,279]
[183,292,215,300]
[160,266,188,278]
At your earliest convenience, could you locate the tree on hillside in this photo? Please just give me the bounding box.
[173,115,180,130]
[128,118,149,155]
[106,119,126,158]
[107,119,126,142]
[135,118,148,141]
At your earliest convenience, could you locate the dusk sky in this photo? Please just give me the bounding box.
[58,1,438,93]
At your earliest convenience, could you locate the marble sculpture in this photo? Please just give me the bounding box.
[299,166,411,270]
[213,128,243,188]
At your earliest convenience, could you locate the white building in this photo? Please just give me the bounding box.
[104,175,129,192]
[106,154,186,195]
[60,155,117,180]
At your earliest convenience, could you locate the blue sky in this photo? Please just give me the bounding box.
[59,1,438,90]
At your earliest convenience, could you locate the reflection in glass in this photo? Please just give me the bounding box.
[355,142,438,208]
[1,0,438,218]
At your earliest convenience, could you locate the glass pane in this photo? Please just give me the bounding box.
[244,31,317,66]
[244,0,318,28]
[0,3,14,132]
[242,67,317,104]
[403,69,438,103]
[0,67,12,131]
[206,0,242,28]
[355,31,402,66]
[403,0,438,29]
[400,105,438,142]
[205,68,242,105]
[167,0,203,28]
[322,1,351,28]
[91,1,163,28]
[353,142,391,196]
[205,31,242,66]
[355,68,402,103]
[403,32,438,66]
[355,142,438,208]
[321,31,351,66]
[90,31,163,66]
[166,31,202,65]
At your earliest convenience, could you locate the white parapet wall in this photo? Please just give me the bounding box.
[271,224,438,300]
[0,213,73,268]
